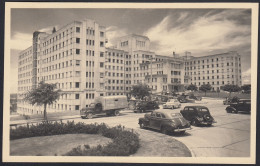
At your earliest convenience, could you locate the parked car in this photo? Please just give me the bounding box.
[223,98,232,105]
[163,99,181,109]
[138,110,191,134]
[226,99,251,114]
[177,95,195,103]
[180,106,216,126]
[189,94,202,101]
[134,100,159,113]
[80,96,128,119]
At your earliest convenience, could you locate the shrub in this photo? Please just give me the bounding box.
[10,121,140,156]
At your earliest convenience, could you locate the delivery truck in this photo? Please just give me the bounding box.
[80,95,128,119]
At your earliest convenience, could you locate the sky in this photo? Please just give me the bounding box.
[10,8,252,93]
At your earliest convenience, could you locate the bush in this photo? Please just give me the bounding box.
[10,121,140,156]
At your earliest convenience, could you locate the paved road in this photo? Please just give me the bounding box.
[68,98,250,157]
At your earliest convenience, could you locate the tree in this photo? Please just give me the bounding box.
[241,84,251,93]
[187,84,198,91]
[130,83,150,100]
[24,81,61,120]
[221,84,241,97]
[199,84,212,96]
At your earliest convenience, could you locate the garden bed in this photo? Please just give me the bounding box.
[10,121,140,156]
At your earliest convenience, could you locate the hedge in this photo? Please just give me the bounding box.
[10,121,140,156]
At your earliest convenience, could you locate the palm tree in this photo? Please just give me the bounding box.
[24,81,61,120]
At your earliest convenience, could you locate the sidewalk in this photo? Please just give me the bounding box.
[10,115,80,127]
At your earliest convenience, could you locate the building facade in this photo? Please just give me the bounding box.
[183,51,242,91]
[17,19,107,114]
[17,19,242,115]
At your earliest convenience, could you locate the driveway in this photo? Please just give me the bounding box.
[11,98,251,157]
[70,98,250,157]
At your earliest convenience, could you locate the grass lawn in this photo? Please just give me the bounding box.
[10,134,111,156]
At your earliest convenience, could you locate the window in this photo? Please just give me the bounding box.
[76,49,80,54]
[100,42,104,47]
[75,82,80,88]
[100,62,104,68]
[75,94,80,99]
[76,38,80,43]
[75,105,80,110]
[100,52,104,57]
[100,31,104,37]
[76,27,80,33]
[76,60,80,66]
[100,72,104,78]
[75,71,80,77]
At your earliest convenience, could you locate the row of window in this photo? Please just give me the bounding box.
[19,57,32,65]
[192,81,237,86]
[19,50,32,60]
[186,56,240,65]
[18,71,31,79]
[185,62,240,70]
[192,75,240,80]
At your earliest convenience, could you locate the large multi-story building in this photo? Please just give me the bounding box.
[183,51,242,91]
[17,19,107,114]
[17,19,242,115]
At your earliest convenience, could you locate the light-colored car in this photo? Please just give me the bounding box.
[163,99,181,109]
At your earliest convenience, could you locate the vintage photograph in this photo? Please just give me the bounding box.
[3,2,258,164]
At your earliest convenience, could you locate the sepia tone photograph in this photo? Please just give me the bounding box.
[3,2,258,164]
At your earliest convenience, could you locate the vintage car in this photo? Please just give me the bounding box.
[177,95,195,103]
[163,99,181,109]
[134,100,159,113]
[189,94,202,101]
[223,96,240,105]
[223,97,232,105]
[180,106,216,126]
[226,99,251,113]
[138,110,191,134]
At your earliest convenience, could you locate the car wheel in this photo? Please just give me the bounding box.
[179,131,185,135]
[114,110,120,116]
[86,113,93,119]
[191,119,197,126]
[234,110,238,114]
[81,116,86,119]
[161,127,168,135]
[139,122,145,129]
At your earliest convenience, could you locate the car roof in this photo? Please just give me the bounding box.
[239,99,251,101]
[184,106,208,109]
[153,109,181,114]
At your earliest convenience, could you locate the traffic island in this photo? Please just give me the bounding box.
[10,121,140,156]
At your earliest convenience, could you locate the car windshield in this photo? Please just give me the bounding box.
[170,113,182,118]
[89,103,95,107]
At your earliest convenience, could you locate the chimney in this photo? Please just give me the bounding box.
[52,27,56,34]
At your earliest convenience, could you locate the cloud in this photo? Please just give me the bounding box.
[11,32,32,50]
[177,12,189,22]
[144,10,251,56]
[242,68,251,85]
[106,26,128,47]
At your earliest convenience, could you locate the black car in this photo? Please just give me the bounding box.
[134,100,159,113]
[226,99,251,114]
[180,106,216,126]
[138,110,191,135]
